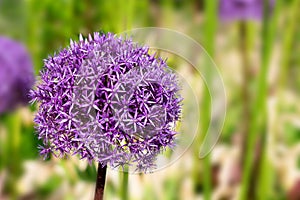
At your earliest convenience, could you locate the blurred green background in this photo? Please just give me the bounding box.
[1,0,300,199]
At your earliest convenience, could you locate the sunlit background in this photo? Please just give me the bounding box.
[1,0,300,199]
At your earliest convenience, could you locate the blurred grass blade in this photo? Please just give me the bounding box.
[258,0,300,199]
[239,0,282,199]
[193,0,218,199]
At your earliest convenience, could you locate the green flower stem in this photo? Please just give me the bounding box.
[239,21,252,164]
[258,0,299,199]
[125,0,135,30]
[4,111,22,199]
[239,0,281,199]
[120,166,129,200]
[94,163,107,200]
[239,21,258,199]
[203,0,218,198]
[63,0,74,40]
[277,0,299,100]
[25,0,42,72]
[192,0,217,198]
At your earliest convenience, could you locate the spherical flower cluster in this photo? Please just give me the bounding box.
[219,0,275,22]
[0,36,34,114]
[31,32,182,171]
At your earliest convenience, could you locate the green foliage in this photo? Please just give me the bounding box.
[36,175,63,197]
[75,164,97,182]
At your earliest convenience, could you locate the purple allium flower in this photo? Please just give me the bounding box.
[31,32,182,171]
[219,0,275,22]
[0,36,34,114]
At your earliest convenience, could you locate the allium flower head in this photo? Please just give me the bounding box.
[31,32,182,172]
[219,0,275,22]
[0,36,34,114]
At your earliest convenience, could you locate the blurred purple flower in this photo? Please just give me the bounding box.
[0,36,34,114]
[219,0,275,22]
[31,32,182,171]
